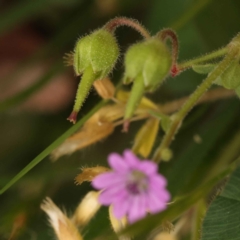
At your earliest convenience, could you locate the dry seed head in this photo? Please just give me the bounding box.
[72,191,101,226]
[93,78,115,99]
[41,197,83,240]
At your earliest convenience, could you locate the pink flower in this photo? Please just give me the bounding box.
[92,150,170,223]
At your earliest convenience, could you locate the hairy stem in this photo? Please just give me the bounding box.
[178,47,227,71]
[153,47,238,162]
[157,29,179,76]
[104,17,151,39]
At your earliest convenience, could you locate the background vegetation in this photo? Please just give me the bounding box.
[1,0,240,239]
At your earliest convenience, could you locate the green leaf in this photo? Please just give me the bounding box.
[201,164,240,240]
[192,63,216,74]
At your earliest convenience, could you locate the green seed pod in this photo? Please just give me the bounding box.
[219,60,240,90]
[123,37,172,91]
[68,29,119,124]
[123,37,172,125]
[73,29,119,78]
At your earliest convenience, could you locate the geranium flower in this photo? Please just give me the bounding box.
[92,150,170,223]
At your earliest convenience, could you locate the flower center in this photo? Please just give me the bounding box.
[126,170,148,195]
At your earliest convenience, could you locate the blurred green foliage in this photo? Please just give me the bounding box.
[201,164,240,240]
[0,0,240,239]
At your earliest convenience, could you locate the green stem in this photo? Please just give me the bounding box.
[178,47,227,70]
[157,29,179,76]
[191,200,206,240]
[153,47,238,162]
[0,100,106,195]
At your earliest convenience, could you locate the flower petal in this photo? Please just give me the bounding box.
[99,186,127,205]
[137,160,158,175]
[151,188,171,202]
[91,150,170,224]
[123,150,140,168]
[91,172,123,189]
[112,196,130,219]
[149,174,167,188]
[128,195,147,223]
[147,192,167,214]
[108,153,129,172]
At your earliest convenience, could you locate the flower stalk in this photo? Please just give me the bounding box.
[178,47,228,71]
[157,29,179,76]
[104,17,151,39]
